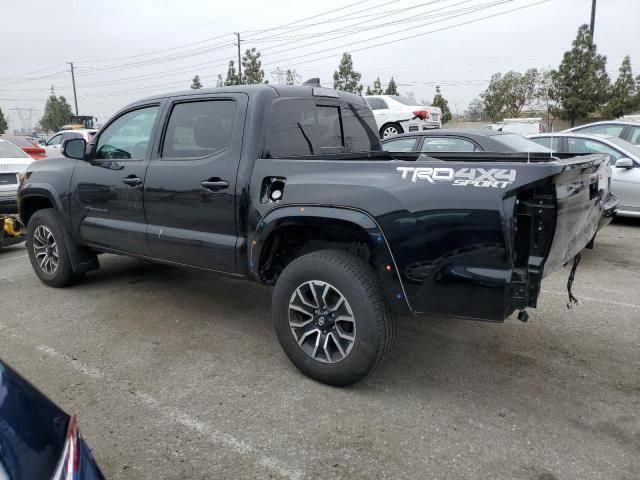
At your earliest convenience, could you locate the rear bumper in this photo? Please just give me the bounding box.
[0,191,18,214]
[399,119,441,132]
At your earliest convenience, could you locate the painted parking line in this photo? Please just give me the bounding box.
[542,290,640,310]
[31,342,303,480]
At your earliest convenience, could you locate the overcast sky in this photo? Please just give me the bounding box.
[1,0,638,131]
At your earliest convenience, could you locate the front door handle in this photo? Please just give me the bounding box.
[121,175,143,187]
[201,178,229,192]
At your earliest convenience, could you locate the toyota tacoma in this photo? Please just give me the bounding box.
[18,83,617,385]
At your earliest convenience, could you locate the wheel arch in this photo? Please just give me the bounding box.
[18,185,63,227]
[250,205,412,314]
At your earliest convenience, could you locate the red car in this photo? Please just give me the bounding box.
[0,135,47,160]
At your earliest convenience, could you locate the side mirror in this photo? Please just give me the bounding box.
[62,138,87,160]
[615,158,634,169]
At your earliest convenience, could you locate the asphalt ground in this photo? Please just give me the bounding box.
[0,219,638,480]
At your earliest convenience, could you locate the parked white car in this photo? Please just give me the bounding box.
[364,95,441,138]
[0,139,34,214]
[563,120,640,146]
[45,129,97,158]
[499,117,546,135]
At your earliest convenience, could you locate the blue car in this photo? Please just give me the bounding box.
[0,360,105,479]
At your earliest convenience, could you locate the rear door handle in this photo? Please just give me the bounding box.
[121,175,143,187]
[201,178,229,192]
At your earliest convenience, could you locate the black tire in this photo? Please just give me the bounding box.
[380,122,403,139]
[26,208,83,288]
[273,249,396,386]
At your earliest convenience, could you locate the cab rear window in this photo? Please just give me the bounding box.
[265,98,380,157]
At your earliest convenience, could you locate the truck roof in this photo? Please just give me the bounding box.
[137,84,367,105]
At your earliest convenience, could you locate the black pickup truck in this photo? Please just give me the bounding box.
[18,84,617,385]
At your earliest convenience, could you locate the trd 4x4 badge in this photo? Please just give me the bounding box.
[396,166,517,189]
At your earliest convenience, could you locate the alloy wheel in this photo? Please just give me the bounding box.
[382,126,399,137]
[32,225,59,275]
[288,280,356,363]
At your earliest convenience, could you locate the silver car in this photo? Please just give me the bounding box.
[529,133,640,217]
[563,120,640,146]
[0,139,34,214]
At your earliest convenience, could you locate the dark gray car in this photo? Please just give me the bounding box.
[380,129,550,153]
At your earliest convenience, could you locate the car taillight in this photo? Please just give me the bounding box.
[413,110,429,120]
[52,416,80,480]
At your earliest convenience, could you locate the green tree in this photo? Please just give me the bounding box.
[190,75,203,89]
[551,24,610,126]
[370,77,384,95]
[385,77,399,95]
[242,48,266,84]
[224,60,239,86]
[333,53,362,94]
[0,108,7,133]
[431,86,452,123]
[365,86,373,95]
[216,74,224,87]
[466,98,485,121]
[38,86,73,132]
[480,69,540,121]
[603,56,638,118]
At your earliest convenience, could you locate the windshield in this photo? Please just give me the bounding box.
[389,96,423,106]
[608,136,640,159]
[0,141,30,159]
[497,133,550,152]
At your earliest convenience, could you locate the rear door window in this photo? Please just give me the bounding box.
[267,99,379,157]
[162,100,236,159]
[567,137,623,163]
[420,137,478,152]
[381,137,418,152]
[529,136,560,151]
[627,126,640,145]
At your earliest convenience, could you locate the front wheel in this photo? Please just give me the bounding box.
[26,209,83,287]
[273,250,396,386]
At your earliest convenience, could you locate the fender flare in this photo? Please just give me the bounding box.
[249,204,412,314]
[18,183,65,226]
[19,184,98,274]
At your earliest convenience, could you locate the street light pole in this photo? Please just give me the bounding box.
[589,0,596,37]
[67,62,78,115]
[234,32,242,85]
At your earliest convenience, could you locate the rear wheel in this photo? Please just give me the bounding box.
[27,209,83,287]
[380,123,403,138]
[273,250,395,386]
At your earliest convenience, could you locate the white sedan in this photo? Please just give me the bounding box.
[44,129,97,158]
[364,95,441,138]
[0,139,34,214]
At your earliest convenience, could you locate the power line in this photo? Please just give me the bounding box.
[264,0,549,68]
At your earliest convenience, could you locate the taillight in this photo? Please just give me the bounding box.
[52,416,80,480]
[413,110,429,120]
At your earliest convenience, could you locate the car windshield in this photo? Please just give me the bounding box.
[608,136,640,159]
[497,133,550,152]
[389,96,423,106]
[0,140,30,158]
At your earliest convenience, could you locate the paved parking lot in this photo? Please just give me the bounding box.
[1,219,638,480]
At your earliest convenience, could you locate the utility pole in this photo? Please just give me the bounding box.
[234,33,242,85]
[67,62,79,115]
[589,0,596,38]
